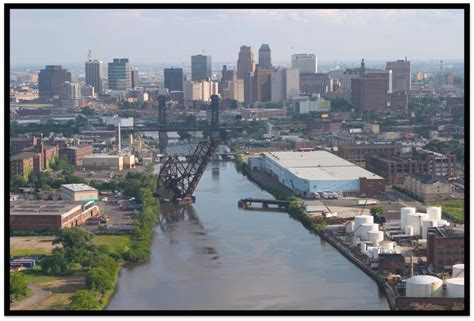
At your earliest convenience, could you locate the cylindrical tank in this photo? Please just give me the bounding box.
[360,242,367,254]
[427,207,442,221]
[438,219,448,227]
[368,231,384,245]
[452,264,464,278]
[357,223,379,240]
[354,215,374,232]
[380,241,395,251]
[405,225,414,236]
[407,213,427,236]
[405,275,443,297]
[346,221,355,233]
[446,278,464,298]
[422,219,438,239]
[401,207,416,229]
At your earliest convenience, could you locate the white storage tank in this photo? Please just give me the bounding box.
[406,275,443,297]
[422,219,438,239]
[380,241,395,251]
[360,242,367,254]
[401,207,416,229]
[405,225,414,236]
[357,223,379,240]
[446,278,464,298]
[427,206,442,221]
[345,221,355,233]
[368,231,384,245]
[452,264,464,278]
[354,215,374,231]
[407,213,427,236]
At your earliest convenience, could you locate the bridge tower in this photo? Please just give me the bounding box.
[157,95,168,153]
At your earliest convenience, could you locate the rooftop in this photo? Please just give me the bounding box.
[428,226,464,239]
[263,150,383,181]
[61,183,97,192]
[10,200,83,216]
[11,151,40,160]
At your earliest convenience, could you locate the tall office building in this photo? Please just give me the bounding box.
[60,82,81,108]
[191,55,212,81]
[221,65,237,82]
[131,68,139,88]
[164,68,184,91]
[85,60,104,96]
[38,65,71,99]
[237,46,256,104]
[271,68,300,102]
[258,44,272,69]
[386,58,411,92]
[108,58,132,91]
[253,68,272,102]
[291,54,317,73]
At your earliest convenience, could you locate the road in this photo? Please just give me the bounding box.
[10,283,50,310]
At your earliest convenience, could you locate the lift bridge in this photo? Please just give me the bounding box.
[144,95,241,203]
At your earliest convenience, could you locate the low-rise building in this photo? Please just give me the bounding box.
[60,184,99,202]
[427,227,464,272]
[82,154,124,171]
[10,200,100,231]
[402,174,455,202]
[337,144,401,167]
[10,152,41,179]
[59,144,93,166]
[241,108,287,119]
[378,253,406,276]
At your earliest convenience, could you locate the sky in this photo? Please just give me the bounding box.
[10,8,465,66]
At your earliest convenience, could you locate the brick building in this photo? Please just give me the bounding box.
[10,200,100,231]
[402,174,454,202]
[378,253,406,276]
[59,144,93,166]
[10,152,41,179]
[365,150,456,185]
[10,136,40,155]
[337,144,401,166]
[427,227,464,272]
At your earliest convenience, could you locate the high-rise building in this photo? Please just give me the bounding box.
[85,60,104,96]
[291,54,317,73]
[184,80,219,101]
[258,44,272,69]
[108,58,132,91]
[131,68,139,88]
[237,46,256,104]
[38,65,71,99]
[271,68,300,102]
[164,68,184,92]
[60,82,81,108]
[299,73,330,95]
[191,55,212,81]
[221,65,236,82]
[386,58,411,92]
[253,68,272,102]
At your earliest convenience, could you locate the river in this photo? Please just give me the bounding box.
[107,161,389,310]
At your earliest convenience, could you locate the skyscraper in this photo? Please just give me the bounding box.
[108,58,132,91]
[164,68,184,91]
[271,68,300,102]
[253,68,272,102]
[386,58,411,92]
[131,68,139,88]
[85,60,104,96]
[258,44,272,69]
[38,65,71,99]
[237,46,256,104]
[221,65,237,82]
[291,54,317,73]
[60,82,81,108]
[191,55,212,81]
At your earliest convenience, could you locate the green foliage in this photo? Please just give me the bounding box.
[53,228,94,249]
[121,101,144,110]
[10,119,85,137]
[409,96,442,123]
[86,267,114,293]
[424,140,464,164]
[81,106,95,116]
[10,175,28,192]
[40,249,70,275]
[330,98,352,112]
[90,254,119,275]
[370,206,384,215]
[68,290,100,310]
[436,200,464,223]
[10,273,30,301]
[51,156,75,175]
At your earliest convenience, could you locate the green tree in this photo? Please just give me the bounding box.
[11,175,27,192]
[68,290,100,310]
[10,273,30,301]
[86,267,114,293]
[370,206,384,215]
[40,250,70,275]
[90,253,119,275]
[53,228,94,249]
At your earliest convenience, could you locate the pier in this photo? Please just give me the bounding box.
[238,198,290,210]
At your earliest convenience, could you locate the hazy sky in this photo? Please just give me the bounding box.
[10,8,465,65]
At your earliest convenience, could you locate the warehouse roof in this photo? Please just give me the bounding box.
[10,201,83,216]
[263,150,383,181]
[61,184,97,192]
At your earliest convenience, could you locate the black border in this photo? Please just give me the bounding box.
[4,2,470,316]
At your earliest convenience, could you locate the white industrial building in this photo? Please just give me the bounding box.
[249,150,384,196]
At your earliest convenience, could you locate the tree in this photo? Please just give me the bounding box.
[53,228,94,249]
[40,250,70,275]
[330,98,352,112]
[10,273,30,301]
[370,206,384,215]
[11,175,27,192]
[86,267,114,293]
[90,253,119,275]
[68,290,100,310]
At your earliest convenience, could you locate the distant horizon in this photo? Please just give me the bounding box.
[10,9,464,65]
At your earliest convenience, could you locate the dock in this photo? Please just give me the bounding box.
[238,198,290,210]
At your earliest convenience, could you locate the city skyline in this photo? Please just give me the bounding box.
[10,9,464,65]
